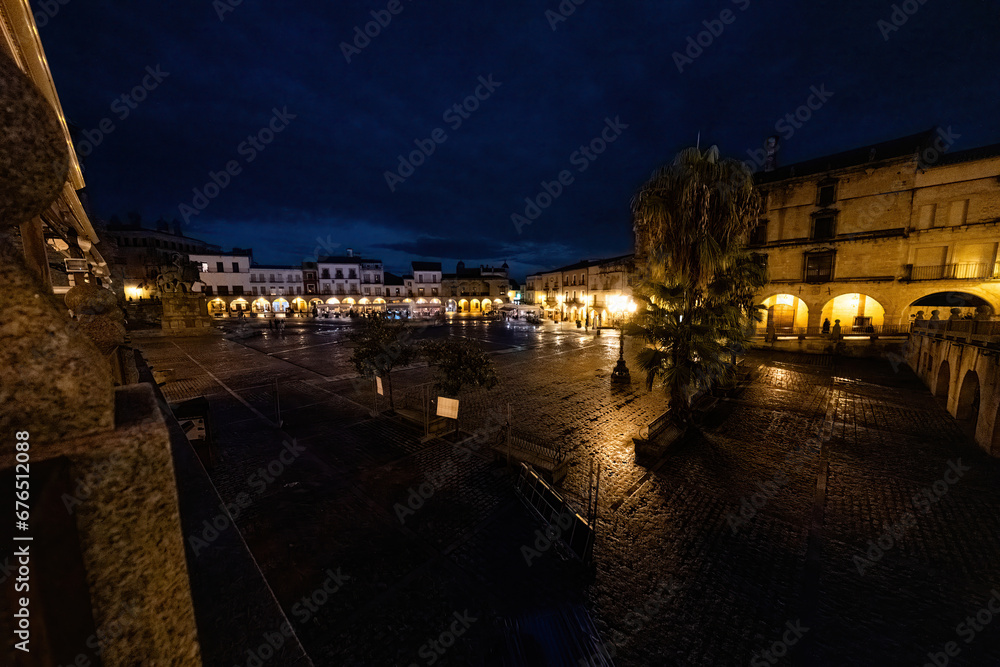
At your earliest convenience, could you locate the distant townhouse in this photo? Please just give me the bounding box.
[248,264,306,314]
[405,261,443,316]
[189,249,253,316]
[316,249,387,313]
[526,255,634,325]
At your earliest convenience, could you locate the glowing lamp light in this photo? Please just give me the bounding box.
[776,294,794,306]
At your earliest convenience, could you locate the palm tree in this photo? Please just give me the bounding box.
[629,145,765,425]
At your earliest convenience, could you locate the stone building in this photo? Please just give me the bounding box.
[188,249,253,316]
[526,255,634,324]
[753,129,1000,333]
[440,261,511,314]
[315,249,386,313]
[107,218,220,299]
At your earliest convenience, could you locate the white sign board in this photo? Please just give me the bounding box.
[436,396,459,419]
[375,376,384,395]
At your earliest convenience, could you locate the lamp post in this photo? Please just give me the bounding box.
[610,297,634,384]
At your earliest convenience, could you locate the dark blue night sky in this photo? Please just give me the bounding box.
[36,0,999,279]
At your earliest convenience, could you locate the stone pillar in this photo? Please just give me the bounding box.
[161,291,216,335]
[806,304,823,332]
[0,50,202,663]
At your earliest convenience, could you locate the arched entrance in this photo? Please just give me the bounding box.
[905,292,993,323]
[471,299,481,313]
[272,298,289,313]
[447,299,457,312]
[760,294,808,333]
[208,298,226,316]
[252,298,271,314]
[483,300,493,314]
[935,360,951,399]
[458,299,468,313]
[291,297,307,313]
[229,298,248,314]
[956,370,981,422]
[821,293,885,332]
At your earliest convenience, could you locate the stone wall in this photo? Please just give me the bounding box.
[904,332,1000,456]
[161,291,216,335]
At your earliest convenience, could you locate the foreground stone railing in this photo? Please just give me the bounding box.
[910,319,1000,348]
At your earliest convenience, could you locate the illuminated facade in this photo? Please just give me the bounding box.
[526,255,634,324]
[108,219,219,300]
[2,2,110,294]
[753,130,1000,333]
[440,261,511,314]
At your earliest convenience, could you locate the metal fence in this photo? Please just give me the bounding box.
[514,463,594,564]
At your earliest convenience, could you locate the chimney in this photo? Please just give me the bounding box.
[347,248,353,257]
[764,136,779,172]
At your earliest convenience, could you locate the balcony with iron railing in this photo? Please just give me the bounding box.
[904,262,1000,281]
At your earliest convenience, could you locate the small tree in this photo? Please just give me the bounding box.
[348,317,417,412]
[421,338,499,432]
[421,338,499,395]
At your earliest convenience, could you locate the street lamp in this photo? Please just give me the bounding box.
[610,296,635,384]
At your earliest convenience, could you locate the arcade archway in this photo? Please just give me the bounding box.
[760,294,808,333]
[820,293,885,332]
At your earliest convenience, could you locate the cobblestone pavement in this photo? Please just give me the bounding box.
[135,321,1000,666]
